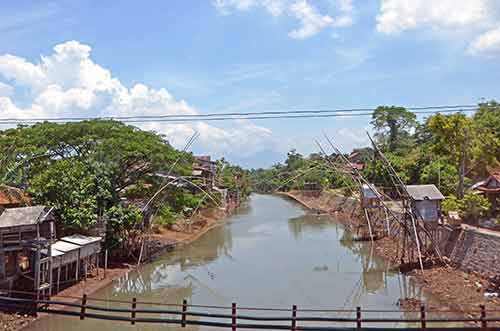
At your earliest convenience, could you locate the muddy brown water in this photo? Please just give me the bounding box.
[26,194,450,330]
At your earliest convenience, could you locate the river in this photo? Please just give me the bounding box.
[27,194,438,330]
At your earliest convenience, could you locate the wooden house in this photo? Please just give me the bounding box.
[0,206,56,297]
[193,156,217,190]
[361,184,382,209]
[475,169,500,215]
[406,185,445,222]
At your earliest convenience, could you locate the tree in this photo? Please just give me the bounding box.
[0,120,194,247]
[472,101,500,177]
[28,159,113,233]
[371,106,417,152]
[426,113,473,198]
[419,158,459,196]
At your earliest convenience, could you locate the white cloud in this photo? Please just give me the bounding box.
[337,0,353,13]
[288,0,333,39]
[0,40,275,159]
[213,0,354,39]
[375,0,500,56]
[467,26,500,54]
[0,82,13,97]
[376,0,490,35]
[213,0,286,16]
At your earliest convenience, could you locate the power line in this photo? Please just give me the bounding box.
[0,104,492,125]
[0,104,481,122]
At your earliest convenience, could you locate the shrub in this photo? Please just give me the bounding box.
[460,193,491,223]
[442,195,462,214]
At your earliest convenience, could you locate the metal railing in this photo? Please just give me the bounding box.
[1,294,500,330]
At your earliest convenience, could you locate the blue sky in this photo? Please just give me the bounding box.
[0,0,499,168]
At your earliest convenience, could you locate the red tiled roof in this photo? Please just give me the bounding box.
[348,152,360,160]
[0,186,31,206]
[477,187,500,193]
[490,169,500,183]
[476,169,500,193]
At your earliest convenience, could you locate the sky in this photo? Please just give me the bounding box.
[0,0,499,168]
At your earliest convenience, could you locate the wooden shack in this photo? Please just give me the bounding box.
[0,206,56,297]
[406,185,445,222]
[46,235,102,292]
[361,184,381,209]
[303,182,322,197]
[193,156,217,190]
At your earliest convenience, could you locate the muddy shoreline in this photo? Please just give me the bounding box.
[281,190,500,315]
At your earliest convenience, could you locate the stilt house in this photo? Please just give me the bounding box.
[405,185,445,222]
[0,206,56,297]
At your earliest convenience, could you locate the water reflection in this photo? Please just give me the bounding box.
[26,194,443,331]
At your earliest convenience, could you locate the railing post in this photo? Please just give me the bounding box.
[181,299,187,327]
[291,305,297,331]
[480,304,487,330]
[420,305,426,329]
[356,306,361,330]
[232,302,237,331]
[131,297,137,325]
[80,294,87,320]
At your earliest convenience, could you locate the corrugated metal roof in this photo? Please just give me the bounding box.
[406,185,444,201]
[51,240,81,253]
[61,234,101,246]
[0,206,50,228]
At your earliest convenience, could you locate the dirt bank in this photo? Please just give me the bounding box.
[284,190,500,315]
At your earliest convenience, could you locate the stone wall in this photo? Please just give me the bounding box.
[438,226,500,275]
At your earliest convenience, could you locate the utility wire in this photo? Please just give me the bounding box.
[0,104,480,122]
[0,107,485,125]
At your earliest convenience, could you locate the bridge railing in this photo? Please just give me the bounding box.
[0,294,499,330]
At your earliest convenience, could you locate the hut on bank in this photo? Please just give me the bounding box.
[303,182,322,197]
[474,169,500,216]
[0,206,102,297]
[405,185,445,222]
[361,184,382,209]
[0,206,56,297]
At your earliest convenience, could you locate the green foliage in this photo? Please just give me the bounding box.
[216,158,252,197]
[442,195,462,214]
[371,106,417,152]
[105,205,143,251]
[472,101,500,177]
[460,193,491,222]
[154,205,178,227]
[0,120,194,247]
[28,159,113,232]
[442,193,491,223]
[251,151,353,193]
[420,159,459,196]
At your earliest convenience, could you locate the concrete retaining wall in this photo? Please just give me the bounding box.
[436,226,500,275]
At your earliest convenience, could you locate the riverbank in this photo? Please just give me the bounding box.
[1,202,243,331]
[283,189,500,315]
